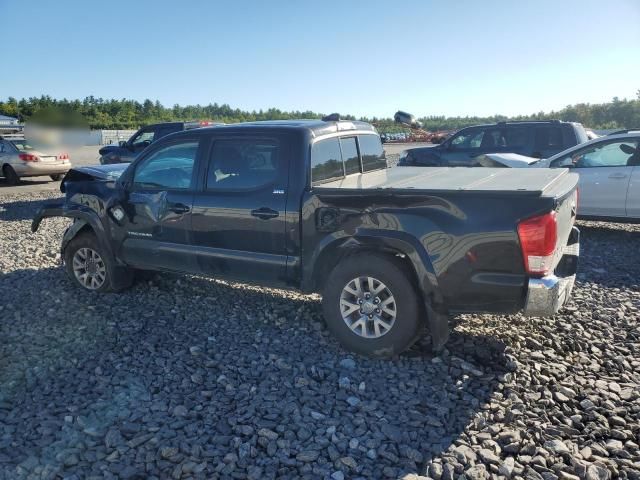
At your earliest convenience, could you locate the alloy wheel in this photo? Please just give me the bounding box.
[72,247,107,290]
[339,276,397,338]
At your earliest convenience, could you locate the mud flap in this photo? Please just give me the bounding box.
[426,303,450,352]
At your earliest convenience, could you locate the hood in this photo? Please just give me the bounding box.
[64,163,129,183]
[475,153,541,168]
[98,145,122,155]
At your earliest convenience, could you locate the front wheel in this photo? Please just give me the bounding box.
[322,253,424,358]
[64,232,130,293]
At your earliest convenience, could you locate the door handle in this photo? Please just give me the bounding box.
[251,207,279,220]
[608,173,628,179]
[167,202,190,214]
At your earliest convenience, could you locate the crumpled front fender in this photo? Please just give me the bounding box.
[32,200,132,289]
[31,201,65,233]
[32,200,113,258]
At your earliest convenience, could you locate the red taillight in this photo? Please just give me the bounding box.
[58,153,69,160]
[19,153,39,162]
[200,121,210,126]
[517,211,557,276]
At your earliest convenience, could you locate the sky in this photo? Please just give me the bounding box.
[1,0,639,118]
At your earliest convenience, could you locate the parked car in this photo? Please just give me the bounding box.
[99,121,222,164]
[0,135,72,185]
[33,119,580,358]
[398,120,588,167]
[479,131,640,221]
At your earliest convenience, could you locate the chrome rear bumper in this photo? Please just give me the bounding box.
[524,226,579,317]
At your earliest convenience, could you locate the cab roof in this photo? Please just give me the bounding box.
[200,119,377,138]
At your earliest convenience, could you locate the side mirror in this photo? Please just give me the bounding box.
[119,140,127,147]
[620,143,636,155]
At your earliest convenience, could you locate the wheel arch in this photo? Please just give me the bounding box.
[308,231,451,352]
[61,211,132,290]
[306,231,444,311]
[61,219,94,254]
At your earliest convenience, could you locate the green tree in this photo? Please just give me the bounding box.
[1,94,639,131]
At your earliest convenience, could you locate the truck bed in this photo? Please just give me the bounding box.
[316,166,576,198]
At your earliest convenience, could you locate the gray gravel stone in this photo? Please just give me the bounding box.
[339,358,356,370]
[1,192,639,480]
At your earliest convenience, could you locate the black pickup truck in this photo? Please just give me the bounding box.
[33,119,580,358]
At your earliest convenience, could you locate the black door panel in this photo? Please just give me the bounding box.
[118,138,201,272]
[120,190,196,272]
[191,136,290,284]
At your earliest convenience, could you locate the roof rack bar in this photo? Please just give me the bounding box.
[497,119,563,125]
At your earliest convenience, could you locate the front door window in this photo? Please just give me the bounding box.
[133,141,198,190]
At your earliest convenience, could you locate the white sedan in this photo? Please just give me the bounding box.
[0,135,72,185]
[481,131,640,221]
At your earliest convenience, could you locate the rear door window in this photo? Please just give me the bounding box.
[505,127,528,149]
[206,138,280,190]
[479,129,506,149]
[311,138,344,185]
[535,126,563,150]
[359,134,386,171]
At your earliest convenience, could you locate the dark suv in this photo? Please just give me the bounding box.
[398,120,588,167]
[99,121,221,164]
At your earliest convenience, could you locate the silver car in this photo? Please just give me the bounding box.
[0,135,72,185]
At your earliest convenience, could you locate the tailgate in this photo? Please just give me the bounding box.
[544,173,579,272]
[555,188,578,257]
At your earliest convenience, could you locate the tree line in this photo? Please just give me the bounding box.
[1,92,638,132]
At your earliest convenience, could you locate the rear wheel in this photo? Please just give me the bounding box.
[2,165,19,185]
[322,253,424,358]
[64,232,129,293]
[50,174,63,181]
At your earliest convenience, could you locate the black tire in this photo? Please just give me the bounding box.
[322,253,424,358]
[50,174,63,181]
[64,232,130,293]
[2,165,19,185]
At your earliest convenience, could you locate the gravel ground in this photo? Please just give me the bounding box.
[0,191,638,480]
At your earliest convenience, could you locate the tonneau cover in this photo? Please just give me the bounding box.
[316,167,577,197]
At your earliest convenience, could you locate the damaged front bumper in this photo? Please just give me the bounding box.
[524,226,580,317]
